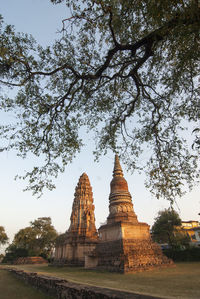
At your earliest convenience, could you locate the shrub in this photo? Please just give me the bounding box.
[163,247,200,262]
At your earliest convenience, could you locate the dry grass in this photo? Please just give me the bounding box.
[0,268,53,299]
[2,262,200,298]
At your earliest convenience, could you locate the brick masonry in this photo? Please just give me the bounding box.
[13,256,47,265]
[7,268,161,299]
[54,173,98,266]
[96,156,174,273]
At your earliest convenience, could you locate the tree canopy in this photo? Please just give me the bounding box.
[151,208,190,249]
[0,226,8,247]
[0,0,199,200]
[6,217,58,259]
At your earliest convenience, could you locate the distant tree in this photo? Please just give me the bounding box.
[0,1,199,200]
[10,217,58,258]
[0,226,8,247]
[0,253,4,261]
[151,209,190,249]
[3,244,29,264]
[12,227,38,256]
[30,217,58,257]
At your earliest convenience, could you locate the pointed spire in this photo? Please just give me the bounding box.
[74,172,93,204]
[79,172,89,183]
[81,172,89,179]
[69,172,98,239]
[108,155,138,224]
[113,154,123,177]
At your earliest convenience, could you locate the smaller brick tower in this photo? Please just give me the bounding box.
[54,173,98,265]
[96,155,173,272]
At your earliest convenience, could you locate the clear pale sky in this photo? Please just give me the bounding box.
[0,0,199,252]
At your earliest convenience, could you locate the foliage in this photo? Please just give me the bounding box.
[0,1,200,200]
[192,128,200,152]
[2,245,29,263]
[164,247,200,262]
[151,208,190,249]
[4,217,58,262]
[0,226,8,247]
[55,233,67,246]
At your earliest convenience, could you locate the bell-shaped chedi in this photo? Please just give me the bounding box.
[107,155,138,224]
[54,173,98,266]
[96,155,173,273]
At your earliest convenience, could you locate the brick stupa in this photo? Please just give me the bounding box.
[54,173,98,266]
[96,155,173,272]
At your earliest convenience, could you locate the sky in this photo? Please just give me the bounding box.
[0,0,200,253]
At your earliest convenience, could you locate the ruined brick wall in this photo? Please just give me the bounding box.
[53,242,98,267]
[13,257,47,265]
[96,239,174,273]
[122,240,174,272]
[6,268,158,299]
[96,239,125,272]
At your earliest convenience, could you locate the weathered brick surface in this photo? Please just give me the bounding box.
[97,156,174,273]
[54,173,98,266]
[7,268,161,299]
[13,256,47,265]
[96,239,174,273]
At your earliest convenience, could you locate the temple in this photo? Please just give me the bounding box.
[54,173,98,266]
[94,155,173,272]
[54,156,173,272]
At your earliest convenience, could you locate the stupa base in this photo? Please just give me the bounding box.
[96,238,174,273]
[96,221,173,273]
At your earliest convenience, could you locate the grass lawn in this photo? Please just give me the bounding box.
[1,262,200,299]
[0,268,53,299]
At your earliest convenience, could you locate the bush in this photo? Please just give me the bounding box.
[163,247,200,262]
[2,247,29,264]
